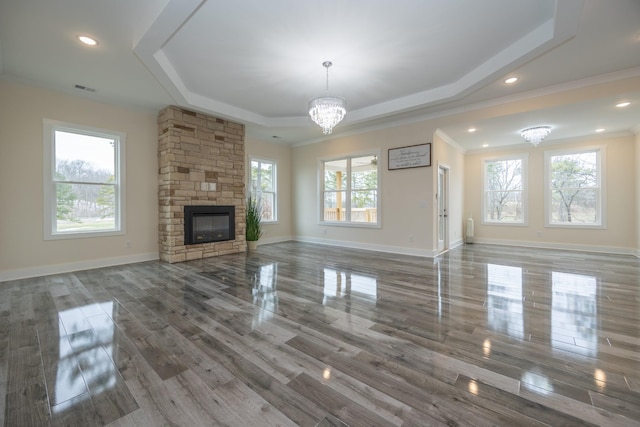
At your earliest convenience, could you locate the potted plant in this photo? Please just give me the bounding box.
[246,194,263,250]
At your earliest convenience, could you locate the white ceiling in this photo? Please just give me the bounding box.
[1,0,639,149]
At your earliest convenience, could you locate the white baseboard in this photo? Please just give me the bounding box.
[472,237,637,256]
[259,235,295,245]
[4,237,634,282]
[294,236,438,258]
[0,252,159,282]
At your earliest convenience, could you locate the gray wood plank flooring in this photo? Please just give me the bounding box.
[2,242,640,426]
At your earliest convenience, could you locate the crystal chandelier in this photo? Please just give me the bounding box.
[520,126,551,146]
[309,61,346,135]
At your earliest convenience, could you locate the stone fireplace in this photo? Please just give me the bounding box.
[158,106,246,263]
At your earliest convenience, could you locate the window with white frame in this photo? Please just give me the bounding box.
[483,155,527,224]
[43,119,125,239]
[249,158,277,222]
[321,154,379,226]
[545,147,605,227]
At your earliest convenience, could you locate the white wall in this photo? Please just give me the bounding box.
[0,80,159,280]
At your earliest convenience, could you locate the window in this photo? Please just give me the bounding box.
[545,147,605,228]
[43,119,125,239]
[249,158,277,222]
[321,154,379,226]
[483,155,527,224]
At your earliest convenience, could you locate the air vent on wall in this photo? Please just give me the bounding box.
[74,84,96,93]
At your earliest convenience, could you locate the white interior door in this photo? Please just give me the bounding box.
[437,165,449,253]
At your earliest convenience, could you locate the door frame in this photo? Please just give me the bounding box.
[437,164,450,254]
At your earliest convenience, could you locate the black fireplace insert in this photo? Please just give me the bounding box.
[184,205,235,245]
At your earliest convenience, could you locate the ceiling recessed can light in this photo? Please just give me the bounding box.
[616,101,630,108]
[504,77,518,84]
[468,128,477,133]
[482,144,489,148]
[595,128,605,133]
[77,35,98,46]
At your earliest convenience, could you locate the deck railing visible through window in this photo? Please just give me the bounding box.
[324,208,377,223]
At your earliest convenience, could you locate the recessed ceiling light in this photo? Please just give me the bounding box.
[504,77,518,84]
[468,128,477,133]
[595,128,605,133]
[616,101,631,108]
[482,144,489,148]
[77,35,98,46]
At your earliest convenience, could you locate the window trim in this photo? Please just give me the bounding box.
[43,119,126,240]
[318,150,381,228]
[248,156,278,223]
[544,146,606,229]
[481,153,528,226]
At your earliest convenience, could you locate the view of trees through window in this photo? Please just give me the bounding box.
[54,130,118,232]
[250,159,276,221]
[323,155,378,224]
[484,157,524,223]
[549,150,599,225]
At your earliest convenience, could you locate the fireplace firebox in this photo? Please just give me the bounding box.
[184,205,235,245]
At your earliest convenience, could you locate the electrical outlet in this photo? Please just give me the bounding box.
[409,235,415,242]
[126,240,132,248]
[536,231,542,237]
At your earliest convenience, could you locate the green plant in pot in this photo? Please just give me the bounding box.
[246,194,263,250]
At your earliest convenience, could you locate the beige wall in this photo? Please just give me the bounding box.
[1,77,638,280]
[245,136,293,243]
[292,121,439,256]
[0,80,159,279]
[0,81,297,280]
[464,135,636,253]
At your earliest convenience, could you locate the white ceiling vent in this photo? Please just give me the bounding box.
[74,84,96,93]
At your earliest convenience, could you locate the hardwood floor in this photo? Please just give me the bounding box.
[2,242,640,426]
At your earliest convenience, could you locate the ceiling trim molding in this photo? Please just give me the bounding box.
[292,66,640,147]
[134,0,583,130]
[435,129,466,154]
[346,0,585,126]
[133,0,203,106]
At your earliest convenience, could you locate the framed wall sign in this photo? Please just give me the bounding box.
[388,143,431,170]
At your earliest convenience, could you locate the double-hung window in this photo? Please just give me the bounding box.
[545,147,605,228]
[320,154,380,226]
[249,158,277,222]
[43,119,126,239]
[483,154,527,224]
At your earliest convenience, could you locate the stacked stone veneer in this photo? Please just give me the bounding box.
[158,106,246,263]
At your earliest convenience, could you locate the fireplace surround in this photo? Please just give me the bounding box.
[158,106,246,263]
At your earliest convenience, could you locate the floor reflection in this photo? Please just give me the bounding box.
[251,263,279,328]
[54,302,118,411]
[322,268,377,305]
[486,264,524,340]
[551,271,598,356]
[521,370,554,395]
